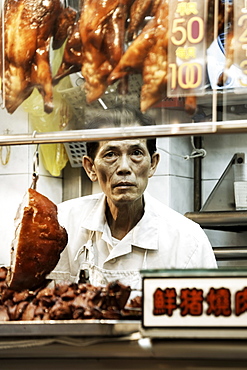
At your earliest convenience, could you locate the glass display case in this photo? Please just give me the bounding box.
[1,0,247,266]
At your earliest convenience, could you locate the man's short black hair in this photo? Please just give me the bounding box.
[85,104,157,160]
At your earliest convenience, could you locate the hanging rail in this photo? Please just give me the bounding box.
[1,120,247,146]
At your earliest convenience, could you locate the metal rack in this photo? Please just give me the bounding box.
[1,119,247,146]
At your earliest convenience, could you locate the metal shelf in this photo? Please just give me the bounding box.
[185,211,247,232]
[1,119,247,146]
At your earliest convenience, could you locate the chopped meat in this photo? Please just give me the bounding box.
[0,279,134,321]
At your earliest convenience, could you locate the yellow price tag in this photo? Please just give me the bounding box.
[168,0,207,96]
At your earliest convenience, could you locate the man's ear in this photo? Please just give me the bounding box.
[148,152,160,178]
[83,156,98,182]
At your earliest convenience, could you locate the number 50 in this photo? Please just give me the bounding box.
[171,17,204,46]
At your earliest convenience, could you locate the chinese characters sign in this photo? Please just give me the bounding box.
[168,0,207,96]
[142,276,247,328]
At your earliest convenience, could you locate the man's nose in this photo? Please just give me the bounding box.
[116,155,132,175]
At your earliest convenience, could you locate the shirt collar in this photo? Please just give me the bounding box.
[81,193,106,232]
[81,192,159,251]
[132,192,159,251]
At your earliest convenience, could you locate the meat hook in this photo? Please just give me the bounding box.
[31,144,40,190]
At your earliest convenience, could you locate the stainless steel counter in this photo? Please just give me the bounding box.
[0,319,140,337]
[0,320,247,369]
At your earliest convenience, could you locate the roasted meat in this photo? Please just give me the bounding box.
[52,6,78,50]
[53,20,83,85]
[80,0,118,45]
[102,2,130,69]
[7,188,68,292]
[4,0,39,113]
[3,0,63,114]
[28,0,63,113]
[127,0,161,41]
[108,0,168,112]
[0,280,132,321]
[78,0,114,102]
[108,14,157,85]
[78,0,133,103]
[140,0,168,112]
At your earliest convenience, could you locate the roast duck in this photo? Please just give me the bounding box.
[1,0,232,116]
[2,0,76,114]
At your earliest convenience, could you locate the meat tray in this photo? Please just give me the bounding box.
[0,319,140,337]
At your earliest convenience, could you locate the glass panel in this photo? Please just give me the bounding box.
[0,0,247,141]
[1,0,247,274]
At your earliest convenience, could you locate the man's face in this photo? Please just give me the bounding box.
[84,139,159,207]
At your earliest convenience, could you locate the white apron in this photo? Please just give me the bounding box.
[74,231,147,291]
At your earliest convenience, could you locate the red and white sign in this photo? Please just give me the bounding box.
[142,271,247,328]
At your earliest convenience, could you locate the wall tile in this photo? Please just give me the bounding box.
[169,175,194,214]
[169,136,194,178]
[147,175,170,206]
[0,107,28,134]
[0,145,29,175]
[155,138,170,176]
[36,175,63,205]
[0,174,30,266]
[147,174,194,215]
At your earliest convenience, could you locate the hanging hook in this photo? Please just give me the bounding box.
[0,130,11,165]
[30,144,39,190]
[0,145,11,165]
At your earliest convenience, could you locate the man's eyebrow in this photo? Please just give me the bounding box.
[100,141,145,153]
[128,143,145,149]
[101,145,119,151]
[130,143,143,148]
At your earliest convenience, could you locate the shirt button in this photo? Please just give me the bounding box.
[109,258,117,264]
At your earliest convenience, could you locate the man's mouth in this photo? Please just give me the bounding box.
[113,182,135,188]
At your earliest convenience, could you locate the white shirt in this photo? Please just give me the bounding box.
[49,192,217,287]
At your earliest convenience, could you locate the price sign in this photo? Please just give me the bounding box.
[167,0,207,97]
[233,0,247,92]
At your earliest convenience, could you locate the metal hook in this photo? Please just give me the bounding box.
[0,130,11,165]
[0,145,11,165]
[30,145,39,190]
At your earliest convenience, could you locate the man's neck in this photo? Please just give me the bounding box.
[105,198,144,240]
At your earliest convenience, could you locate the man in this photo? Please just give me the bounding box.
[50,105,217,289]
